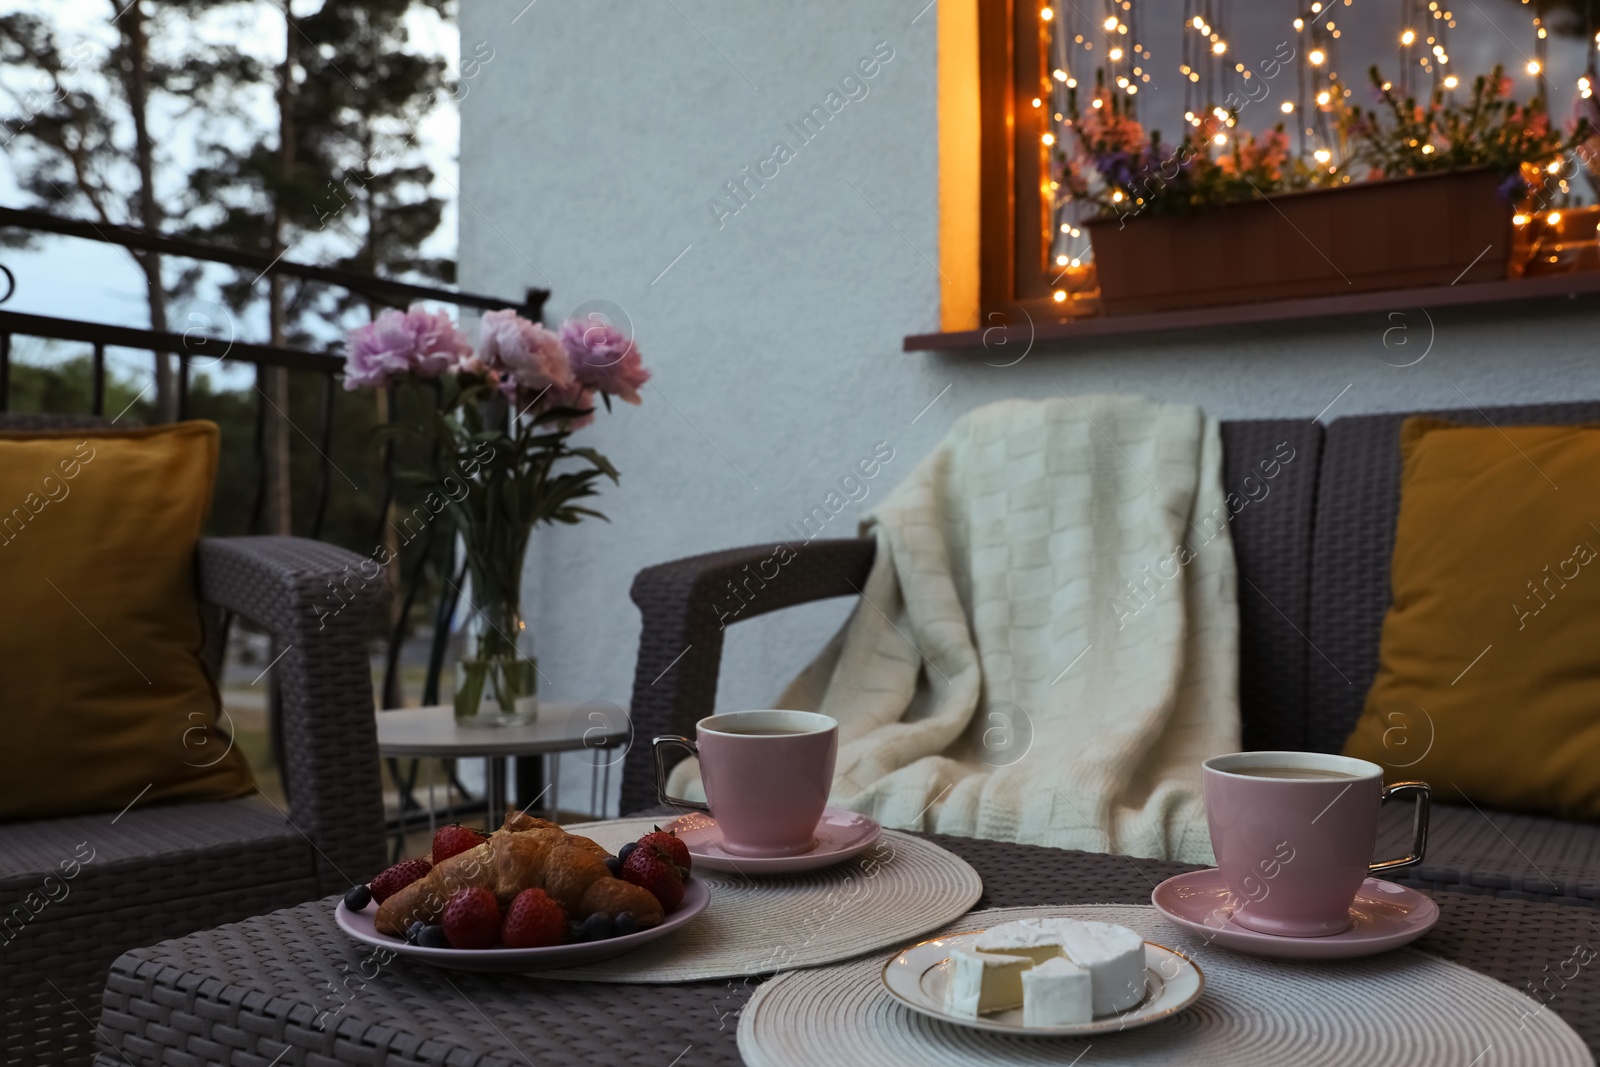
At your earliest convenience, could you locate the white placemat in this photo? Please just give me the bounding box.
[739,904,1593,1067]
[523,817,982,983]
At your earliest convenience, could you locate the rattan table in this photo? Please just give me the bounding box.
[94,834,1600,1067]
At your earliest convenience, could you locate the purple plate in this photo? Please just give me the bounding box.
[334,876,710,971]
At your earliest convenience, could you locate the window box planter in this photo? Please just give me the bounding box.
[1084,168,1513,316]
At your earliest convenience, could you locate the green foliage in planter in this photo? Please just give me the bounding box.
[1337,65,1586,183]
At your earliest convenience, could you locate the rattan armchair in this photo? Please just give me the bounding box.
[0,418,389,1066]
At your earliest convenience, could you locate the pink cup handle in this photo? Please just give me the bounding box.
[1370,781,1431,873]
[653,735,711,814]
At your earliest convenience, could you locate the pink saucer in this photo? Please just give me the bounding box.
[664,807,882,875]
[1151,868,1440,960]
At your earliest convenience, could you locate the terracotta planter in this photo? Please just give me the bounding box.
[1084,169,1514,316]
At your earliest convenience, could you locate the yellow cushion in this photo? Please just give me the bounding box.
[0,421,255,821]
[1344,417,1600,817]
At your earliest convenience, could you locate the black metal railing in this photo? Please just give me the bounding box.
[0,207,547,843]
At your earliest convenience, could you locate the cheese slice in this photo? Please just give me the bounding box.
[1022,956,1093,1026]
[945,947,1031,1016]
[1056,920,1146,1016]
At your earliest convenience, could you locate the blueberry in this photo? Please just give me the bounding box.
[603,856,621,877]
[618,842,638,863]
[613,912,638,937]
[405,921,425,945]
[580,913,614,941]
[417,924,451,949]
[344,884,372,911]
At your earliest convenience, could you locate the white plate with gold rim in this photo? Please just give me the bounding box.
[880,928,1204,1036]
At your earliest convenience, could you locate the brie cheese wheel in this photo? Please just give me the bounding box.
[1056,920,1147,1016]
[1022,956,1093,1026]
[945,946,1031,1016]
[973,919,1069,965]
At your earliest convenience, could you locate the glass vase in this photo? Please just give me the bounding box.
[454,589,538,727]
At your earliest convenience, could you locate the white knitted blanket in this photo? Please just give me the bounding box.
[677,395,1241,863]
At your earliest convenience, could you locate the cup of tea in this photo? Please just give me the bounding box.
[653,710,838,857]
[1203,751,1430,937]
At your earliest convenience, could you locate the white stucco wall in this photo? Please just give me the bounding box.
[460,1,1600,813]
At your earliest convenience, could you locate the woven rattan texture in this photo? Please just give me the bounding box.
[1219,420,1324,752]
[2,536,389,1066]
[93,833,1600,1066]
[621,538,875,814]
[1377,801,1600,904]
[740,904,1590,1067]
[1305,400,1600,754]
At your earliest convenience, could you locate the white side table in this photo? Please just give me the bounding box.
[375,702,629,842]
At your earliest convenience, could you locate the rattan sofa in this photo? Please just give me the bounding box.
[0,418,389,1066]
[626,400,1600,907]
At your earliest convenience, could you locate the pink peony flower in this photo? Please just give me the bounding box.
[559,317,650,404]
[479,310,574,402]
[343,306,472,390]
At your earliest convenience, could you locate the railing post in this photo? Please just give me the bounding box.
[91,342,105,416]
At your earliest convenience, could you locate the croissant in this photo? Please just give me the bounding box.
[374,824,665,936]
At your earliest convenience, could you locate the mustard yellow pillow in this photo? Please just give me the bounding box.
[1344,417,1600,817]
[0,421,255,821]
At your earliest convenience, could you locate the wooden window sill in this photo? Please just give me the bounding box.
[903,271,1600,353]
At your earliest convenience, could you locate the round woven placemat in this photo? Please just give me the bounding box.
[523,817,983,983]
[739,904,1592,1067]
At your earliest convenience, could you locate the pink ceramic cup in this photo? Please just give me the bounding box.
[653,710,838,857]
[1203,751,1430,937]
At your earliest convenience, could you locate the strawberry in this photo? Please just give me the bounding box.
[621,843,685,912]
[441,886,501,950]
[368,857,432,904]
[431,823,487,864]
[502,888,566,948]
[637,827,691,874]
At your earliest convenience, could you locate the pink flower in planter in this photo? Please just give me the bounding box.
[559,318,650,404]
[343,306,472,389]
[479,310,575,402]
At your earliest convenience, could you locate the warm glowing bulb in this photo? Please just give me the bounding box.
[1513,213,1530,225]
[1212,41,1227,54]
[1294,17,1304,29]
[1528,60,1542,75]
[1189,71,1199,81]
[1444,74,1458,88]
[1053,290,1067,302]
[1581,76,1592,89]
[1109,47,1124,60]
[1111,191,1124,201]
[1213,106,1228,119]
[1053,68,1068,81]
[1060,223,1071,232]
[1281,101,1295,113]
[1317,90,1331,105]
[1192,15,1204,27]
[1070,256,1081,266]
[1041,133,1055,145]
[1401,29,1416,44]
[1056,255,1070,266]
[1312,1,1321,9]
[1092,98,1104,108]
[1213,132,1227,145]
[1032,97,1042,107]
[1309,49,1326,65]
[1314,148,1332,163]
[1067,78,1078,87]
[1549,211,1563,224]
[1421,144,1434,153]
[1041,6,1053,19]
[1104,15,1118,29]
